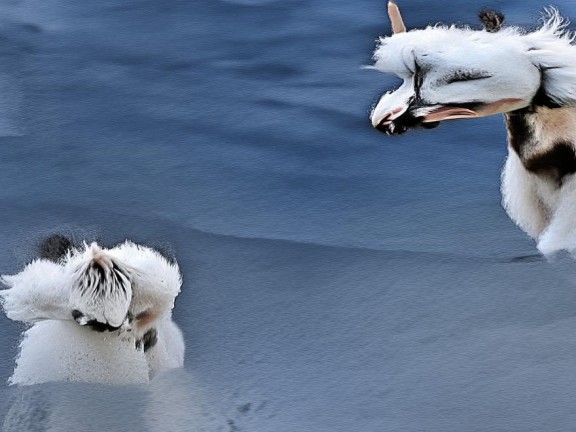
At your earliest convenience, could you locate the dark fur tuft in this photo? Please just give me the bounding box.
[135,328,158,352]
[76,259,131,297]
[479,9,505,33]
[38,234,74,262]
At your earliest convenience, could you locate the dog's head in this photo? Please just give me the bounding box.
[70,242,133,330]
[370,2,576,135]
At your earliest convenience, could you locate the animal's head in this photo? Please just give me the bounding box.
[370,1,576,134]
[72,243,133,302]
[70,242,133,329]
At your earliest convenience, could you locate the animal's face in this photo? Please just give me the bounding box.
[71,243,134,330]
[370,3,576,135]
[371,30,540,134]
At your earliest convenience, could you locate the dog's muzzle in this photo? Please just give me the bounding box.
[370,84,439,135]
[373,110,440,135]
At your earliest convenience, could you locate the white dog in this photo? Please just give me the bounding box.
[0,235,185,385]
[370,2,576,256]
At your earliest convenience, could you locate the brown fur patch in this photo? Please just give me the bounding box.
[135,309,159,328]
[506,106,576,184]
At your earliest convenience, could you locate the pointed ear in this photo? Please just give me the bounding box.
[528,47,576,107]
[387,1,406,34]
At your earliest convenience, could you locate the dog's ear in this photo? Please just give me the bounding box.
[525,11,576,108]
[38,234,74,262]
[479,9,505,33]
[527,45,576,107]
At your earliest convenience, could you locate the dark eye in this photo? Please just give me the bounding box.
[445,70,492,84]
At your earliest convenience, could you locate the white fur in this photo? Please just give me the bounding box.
[145,317,185,375]
[371,7,576,256]
[0,241,185,385]
[501,107,576,254]
[108,241,182,335]
[0,259,71,323]
[370,9,576,125]
[10,321,150,386]
[500,149,553,239]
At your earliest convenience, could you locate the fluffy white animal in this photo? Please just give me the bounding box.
[370,2,576,255]
[0,235,185,385]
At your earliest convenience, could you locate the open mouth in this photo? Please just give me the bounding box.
[422,106,478,123]
[375,111,440,135]
[374,103,481,135]
[420,98,525,123]
[373,98,525,136]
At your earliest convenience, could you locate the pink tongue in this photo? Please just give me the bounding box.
[423,107,478,123]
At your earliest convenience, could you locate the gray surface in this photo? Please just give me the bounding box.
[1,0,576,431]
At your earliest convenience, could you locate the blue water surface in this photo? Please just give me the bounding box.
[1,1,576,431]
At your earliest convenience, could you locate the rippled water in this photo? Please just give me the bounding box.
[0,1,575,431]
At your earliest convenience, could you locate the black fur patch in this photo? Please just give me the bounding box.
[505,108,535,158]
[531,86,562,109]
[39,234,73,262]
[71,309,84,322]
[84,320,122,333]
[524,141,576,183]
[375,109,419,135]
[136,328,158,352]
[444,70,492,85]
[72,309,122,332]
[479,9,505,33]
[531,66,563,109]
[506,109,576,184]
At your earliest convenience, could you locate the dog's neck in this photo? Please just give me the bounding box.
[505,106,576,186]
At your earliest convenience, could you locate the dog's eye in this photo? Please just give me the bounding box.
[445,70,492,84]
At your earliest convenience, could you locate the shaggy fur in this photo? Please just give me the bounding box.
[0,237,185,385]
[370,5,576,255]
